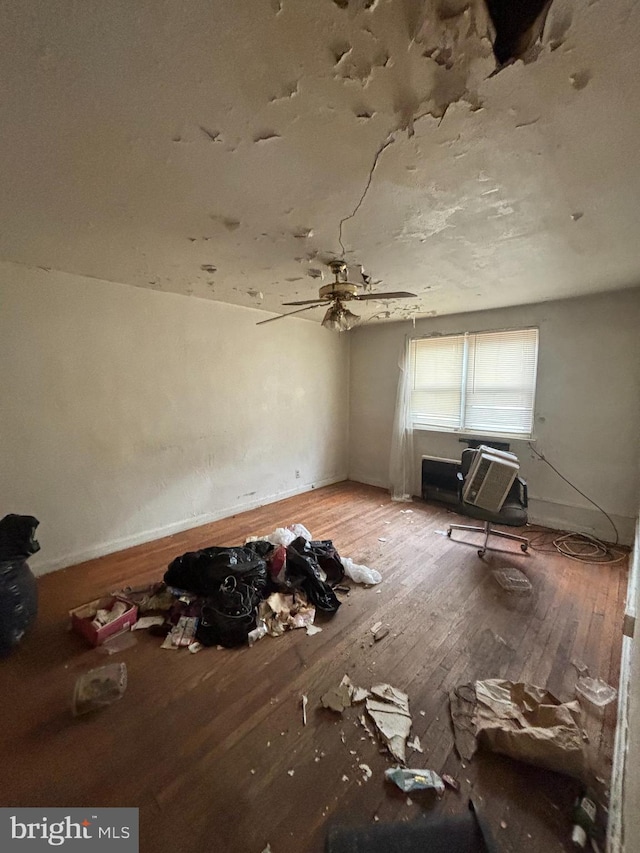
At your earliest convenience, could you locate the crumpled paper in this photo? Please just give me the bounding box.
[258,591,316,637]
[450,679,584,778]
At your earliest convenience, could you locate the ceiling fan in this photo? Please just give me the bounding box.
[257,260,417,331]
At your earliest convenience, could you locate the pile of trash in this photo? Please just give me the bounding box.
[71,523,381,652]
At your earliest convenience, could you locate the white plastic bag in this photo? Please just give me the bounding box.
[341,557,382,585]
[288,523,313,542]
[246,523,313,548]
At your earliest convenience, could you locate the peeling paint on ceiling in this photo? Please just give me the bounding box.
[0,0,639,325]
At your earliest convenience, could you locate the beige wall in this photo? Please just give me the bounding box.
[0,262,349,573]
[348,288,640,544]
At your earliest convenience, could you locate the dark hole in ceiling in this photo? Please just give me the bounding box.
[484,0,553,64]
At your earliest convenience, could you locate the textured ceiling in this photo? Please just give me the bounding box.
[0,0,639,324]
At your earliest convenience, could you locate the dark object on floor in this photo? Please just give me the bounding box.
[326,799,497,853]
[0,514,40,561]
[484,0,553,65]
[285,537,341,613]
[421,455,460,507]
[0,514,40,657]
[164,546,267,597]
[308,540,345,585]
[196,581,258,648]
[447,448,529,557]
[166,545,268,648]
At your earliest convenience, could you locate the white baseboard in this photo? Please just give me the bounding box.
[31,474,346,576]
[527,497,634,547]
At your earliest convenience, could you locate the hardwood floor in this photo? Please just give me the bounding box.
[0,482,628,852]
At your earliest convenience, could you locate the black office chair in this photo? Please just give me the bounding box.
[447,448,529,557]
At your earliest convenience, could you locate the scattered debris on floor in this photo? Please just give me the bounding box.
[301,694,308,726]
[491,567,532,595]
[384,767,445,795]
[321,675,354,713]
[408,735,423,753]
[442,774,460,792]
[72,662,127,716]
[365,684,412,764]
[572,659,590,676]
[259,591,317,637]
[98,631,137,655]
[131,615,165,631]
[69,522,380,653]
[450,679,585,777]
[575,677,617,708]
[359,763,372,782]
[572,793,597,848]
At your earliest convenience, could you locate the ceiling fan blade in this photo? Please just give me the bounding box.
[281,299,329,306]
[256,304,323,325]
[353,291,417,301]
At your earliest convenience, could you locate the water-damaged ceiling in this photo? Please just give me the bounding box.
[0,0,639,324]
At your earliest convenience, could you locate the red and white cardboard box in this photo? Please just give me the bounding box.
[70,596,138,646]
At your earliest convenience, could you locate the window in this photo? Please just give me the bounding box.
[410,328,539,438]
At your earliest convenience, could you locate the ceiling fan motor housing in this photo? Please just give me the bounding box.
[319,281,358,301]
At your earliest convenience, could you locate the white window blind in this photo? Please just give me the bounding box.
[410,328,538,437]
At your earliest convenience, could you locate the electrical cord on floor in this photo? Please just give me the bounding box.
[527,442,626,564]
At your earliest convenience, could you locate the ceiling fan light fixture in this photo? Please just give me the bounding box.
[321,300,360,332]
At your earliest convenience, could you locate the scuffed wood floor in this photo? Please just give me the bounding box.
[0,482,627,853]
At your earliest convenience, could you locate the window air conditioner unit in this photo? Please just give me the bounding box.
[462,447,520,512]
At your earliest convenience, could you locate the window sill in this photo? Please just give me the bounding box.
[411,424,535,442]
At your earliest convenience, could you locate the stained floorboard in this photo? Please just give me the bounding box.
[0,482,628,852]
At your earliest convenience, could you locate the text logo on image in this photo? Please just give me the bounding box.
[1,809,138,851]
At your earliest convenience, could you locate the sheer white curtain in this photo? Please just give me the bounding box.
[389,336,415,502]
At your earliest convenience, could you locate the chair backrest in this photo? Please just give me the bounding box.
[460,448,478,477]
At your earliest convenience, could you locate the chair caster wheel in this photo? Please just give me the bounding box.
[446,529,452,538]
[521,543,528,552]
[477,549,485,558]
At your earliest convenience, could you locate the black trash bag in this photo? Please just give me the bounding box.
[164,546,267,597]
[308,540,345,585]
[244,540,275,560]
[0,515,40,657]
[285,537,341,614]
[0,514,41,561]
[196,576,258,648]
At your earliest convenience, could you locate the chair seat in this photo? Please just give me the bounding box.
[458,499,527,527]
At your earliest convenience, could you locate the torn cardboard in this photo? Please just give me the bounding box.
[450,679,585,778]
